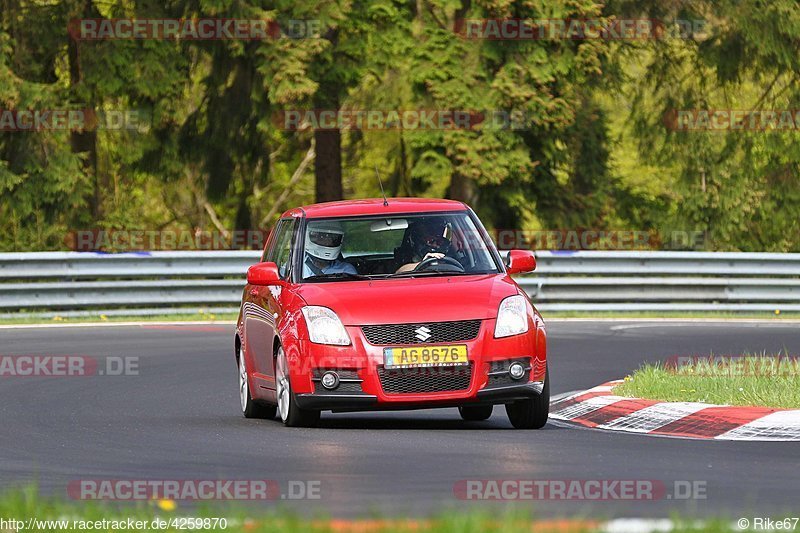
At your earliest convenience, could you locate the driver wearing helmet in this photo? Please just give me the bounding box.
[303,221,358,278]
[396,218,454,273]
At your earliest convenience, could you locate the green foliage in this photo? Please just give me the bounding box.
[1,0,798,251]
[0,485,749,531]
[621,0,800,250]
[615,355,800,409]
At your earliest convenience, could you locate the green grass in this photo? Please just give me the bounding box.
[0,487,566,533]
[614,355,800,409]
[0,487,751,533]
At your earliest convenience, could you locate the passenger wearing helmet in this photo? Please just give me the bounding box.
[303,220,358,278]
[395,218,454,273]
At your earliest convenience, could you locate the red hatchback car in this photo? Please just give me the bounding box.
[235,198,548,428]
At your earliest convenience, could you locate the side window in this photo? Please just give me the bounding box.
[269,219,297,279]
[260,226,275,262]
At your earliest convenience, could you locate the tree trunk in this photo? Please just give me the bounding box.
[448,171,476,205]
[314,128,343,202]
[67,1,99,217]
[390,128,408,197]
[448,3,474,205]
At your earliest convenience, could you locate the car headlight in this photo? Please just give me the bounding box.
[301,306,351,346]
[494,295,529,338]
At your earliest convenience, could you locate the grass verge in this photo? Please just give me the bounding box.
[613,356,800,409]
[0,487,744,533]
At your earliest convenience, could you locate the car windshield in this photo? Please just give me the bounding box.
[299,212,500,281]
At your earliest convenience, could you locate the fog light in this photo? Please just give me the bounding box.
[321,371,339,390]
[509,362,526,380]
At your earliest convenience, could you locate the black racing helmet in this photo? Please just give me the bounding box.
[409,218,453,259]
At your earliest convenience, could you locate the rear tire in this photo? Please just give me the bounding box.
[505,367,549,429]
[276,346,320,428]
[458,405,493,421]
[239,352,277,419]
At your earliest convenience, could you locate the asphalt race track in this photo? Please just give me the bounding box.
[1,320,798,518]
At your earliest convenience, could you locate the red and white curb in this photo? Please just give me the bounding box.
[550,381,800,441]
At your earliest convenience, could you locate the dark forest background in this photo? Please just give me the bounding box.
[1,0,799,251]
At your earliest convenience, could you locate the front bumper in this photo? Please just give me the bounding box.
[295,393,379,411]
[289,317,547,412]
[296,381,544,412]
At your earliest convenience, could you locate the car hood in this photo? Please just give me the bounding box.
[295,274,520,325]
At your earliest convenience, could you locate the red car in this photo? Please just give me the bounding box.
[235,198,548,428]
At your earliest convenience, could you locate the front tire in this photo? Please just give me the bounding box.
[505,367,549,429]
[239,352,277,419]
[458,405,493,421]
[275,346,320,427]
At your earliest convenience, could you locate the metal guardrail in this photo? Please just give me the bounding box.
[0,251,259,279]
[1,251,799,315]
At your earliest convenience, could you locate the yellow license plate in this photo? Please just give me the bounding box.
[383,345,468,369]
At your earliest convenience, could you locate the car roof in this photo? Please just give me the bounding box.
[281,198,468,219]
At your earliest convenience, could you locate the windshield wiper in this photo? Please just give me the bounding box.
[384,270,470,279]
[303,272,372,282]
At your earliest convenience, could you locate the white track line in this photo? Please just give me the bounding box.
[598,402,710,433]
[551,395,627,420]
[609,322,800,331]
[601,518,679,533]
[715,410,800,441]
[553,381,624,404]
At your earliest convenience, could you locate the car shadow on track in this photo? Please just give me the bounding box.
[309,412,562,431]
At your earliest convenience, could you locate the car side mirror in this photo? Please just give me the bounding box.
[247,262,281,285]
[505,250,536,274]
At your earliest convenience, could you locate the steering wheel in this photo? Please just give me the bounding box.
[414,256,465,273]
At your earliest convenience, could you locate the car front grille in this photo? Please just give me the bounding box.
[314,381,363,394]
[378,363,473,394]
[362,320,481,345]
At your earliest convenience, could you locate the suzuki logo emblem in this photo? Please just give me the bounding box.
[414,326,432,342]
